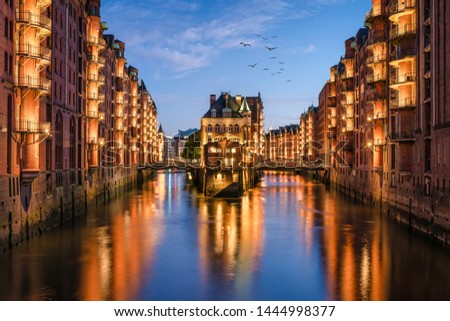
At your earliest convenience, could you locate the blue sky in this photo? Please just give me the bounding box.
[101,0,370,136]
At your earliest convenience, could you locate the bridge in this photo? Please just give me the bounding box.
[138,159,326,171]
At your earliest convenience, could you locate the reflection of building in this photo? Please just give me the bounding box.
[200,92,264,166]
[197,196,264,298]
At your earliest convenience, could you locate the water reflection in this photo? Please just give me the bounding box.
[0,171,450,300]
[197,190,264,299]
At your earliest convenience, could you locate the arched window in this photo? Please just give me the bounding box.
[55,111,63,170]
[207,124,212,132]
[69,117,75,169]
[215,124,220,133]
[235,125,240,133]
[228,125,233,133]
[222,125,226,133]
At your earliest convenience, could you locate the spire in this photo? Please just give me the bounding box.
[158,124,164,134]
[238,97,251,114]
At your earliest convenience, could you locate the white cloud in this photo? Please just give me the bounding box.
[302,44,316,54]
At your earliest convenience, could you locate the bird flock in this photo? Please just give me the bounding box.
[240,34,293,83]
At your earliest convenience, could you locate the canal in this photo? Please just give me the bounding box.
[1,171,450,300]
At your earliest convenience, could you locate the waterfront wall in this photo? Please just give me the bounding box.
[323,168,450,244]
[0,167,153,252]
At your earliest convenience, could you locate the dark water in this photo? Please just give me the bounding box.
[1,171,450,300]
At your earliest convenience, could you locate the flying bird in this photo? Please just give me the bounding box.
[286,79,292,83]
[248,63,257,68]
[270,56,277,59]
[262,37,269,40]
[263,68,270,71]
[255,34,262,37]
[279,62,285,64]
[272,35,278,38]
[265,46,277,51]
[240,42,251,47]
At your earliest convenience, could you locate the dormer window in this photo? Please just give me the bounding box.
[211,108,217,118]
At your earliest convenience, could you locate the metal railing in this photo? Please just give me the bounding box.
[16,11,52,34]
[17,75,51,92]
[390,0,416,16]
[390,97,416,109]
[15,120,50,133]
[390,23,416,40]
[16,43,51,62]
[390,72,416,85]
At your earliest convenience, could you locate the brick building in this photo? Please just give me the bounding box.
[315,0,450,241]
[0,0,161,251]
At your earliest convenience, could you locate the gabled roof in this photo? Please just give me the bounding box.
[202,93,243,118]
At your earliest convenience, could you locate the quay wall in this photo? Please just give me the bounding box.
[0,167,154,252]
[319,168,450,244]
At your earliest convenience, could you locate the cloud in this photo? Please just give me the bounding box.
[302,44,316,54]
[101,0,315,77]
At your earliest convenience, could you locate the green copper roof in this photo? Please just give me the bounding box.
[238,97,251,114]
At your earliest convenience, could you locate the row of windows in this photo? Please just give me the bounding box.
[4,0,13,8]
[206,124,243,133]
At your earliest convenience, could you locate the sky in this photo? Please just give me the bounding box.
[101,0,371,136]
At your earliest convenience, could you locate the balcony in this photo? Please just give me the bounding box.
[368,111,387,121]
[389,48,416,67]
[390,131,416,142]
[390,72,416,88]
[366,54,387,65]
[367,92,387,104]
[87,93,98,100]
[328,96,337,107]
[36,0,52,11]
[86,110,98,119]
[88,36,100,47]
[367,32,387,48]
[88,137,98,145]
[16,43,51,65]
[389,0,416,23]
[98,56,106,66]
[365,7,383,24]
[15,120,50,134]
[390,97,416,110]
[115,110,124,118]
[366,73,387,84]
[16,11,52,37]
[17,75,51,93]
[371,138,386,146]
[390,23,416,41]
[87,54,98,64]
[87,74,98,82]
[341,71,354,80]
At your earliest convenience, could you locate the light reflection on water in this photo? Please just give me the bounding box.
[0,171,450,300]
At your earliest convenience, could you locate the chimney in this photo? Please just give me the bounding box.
[210,94,216,108]
[236,94,242,105]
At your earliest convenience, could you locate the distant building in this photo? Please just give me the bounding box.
[173,128,198,161]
